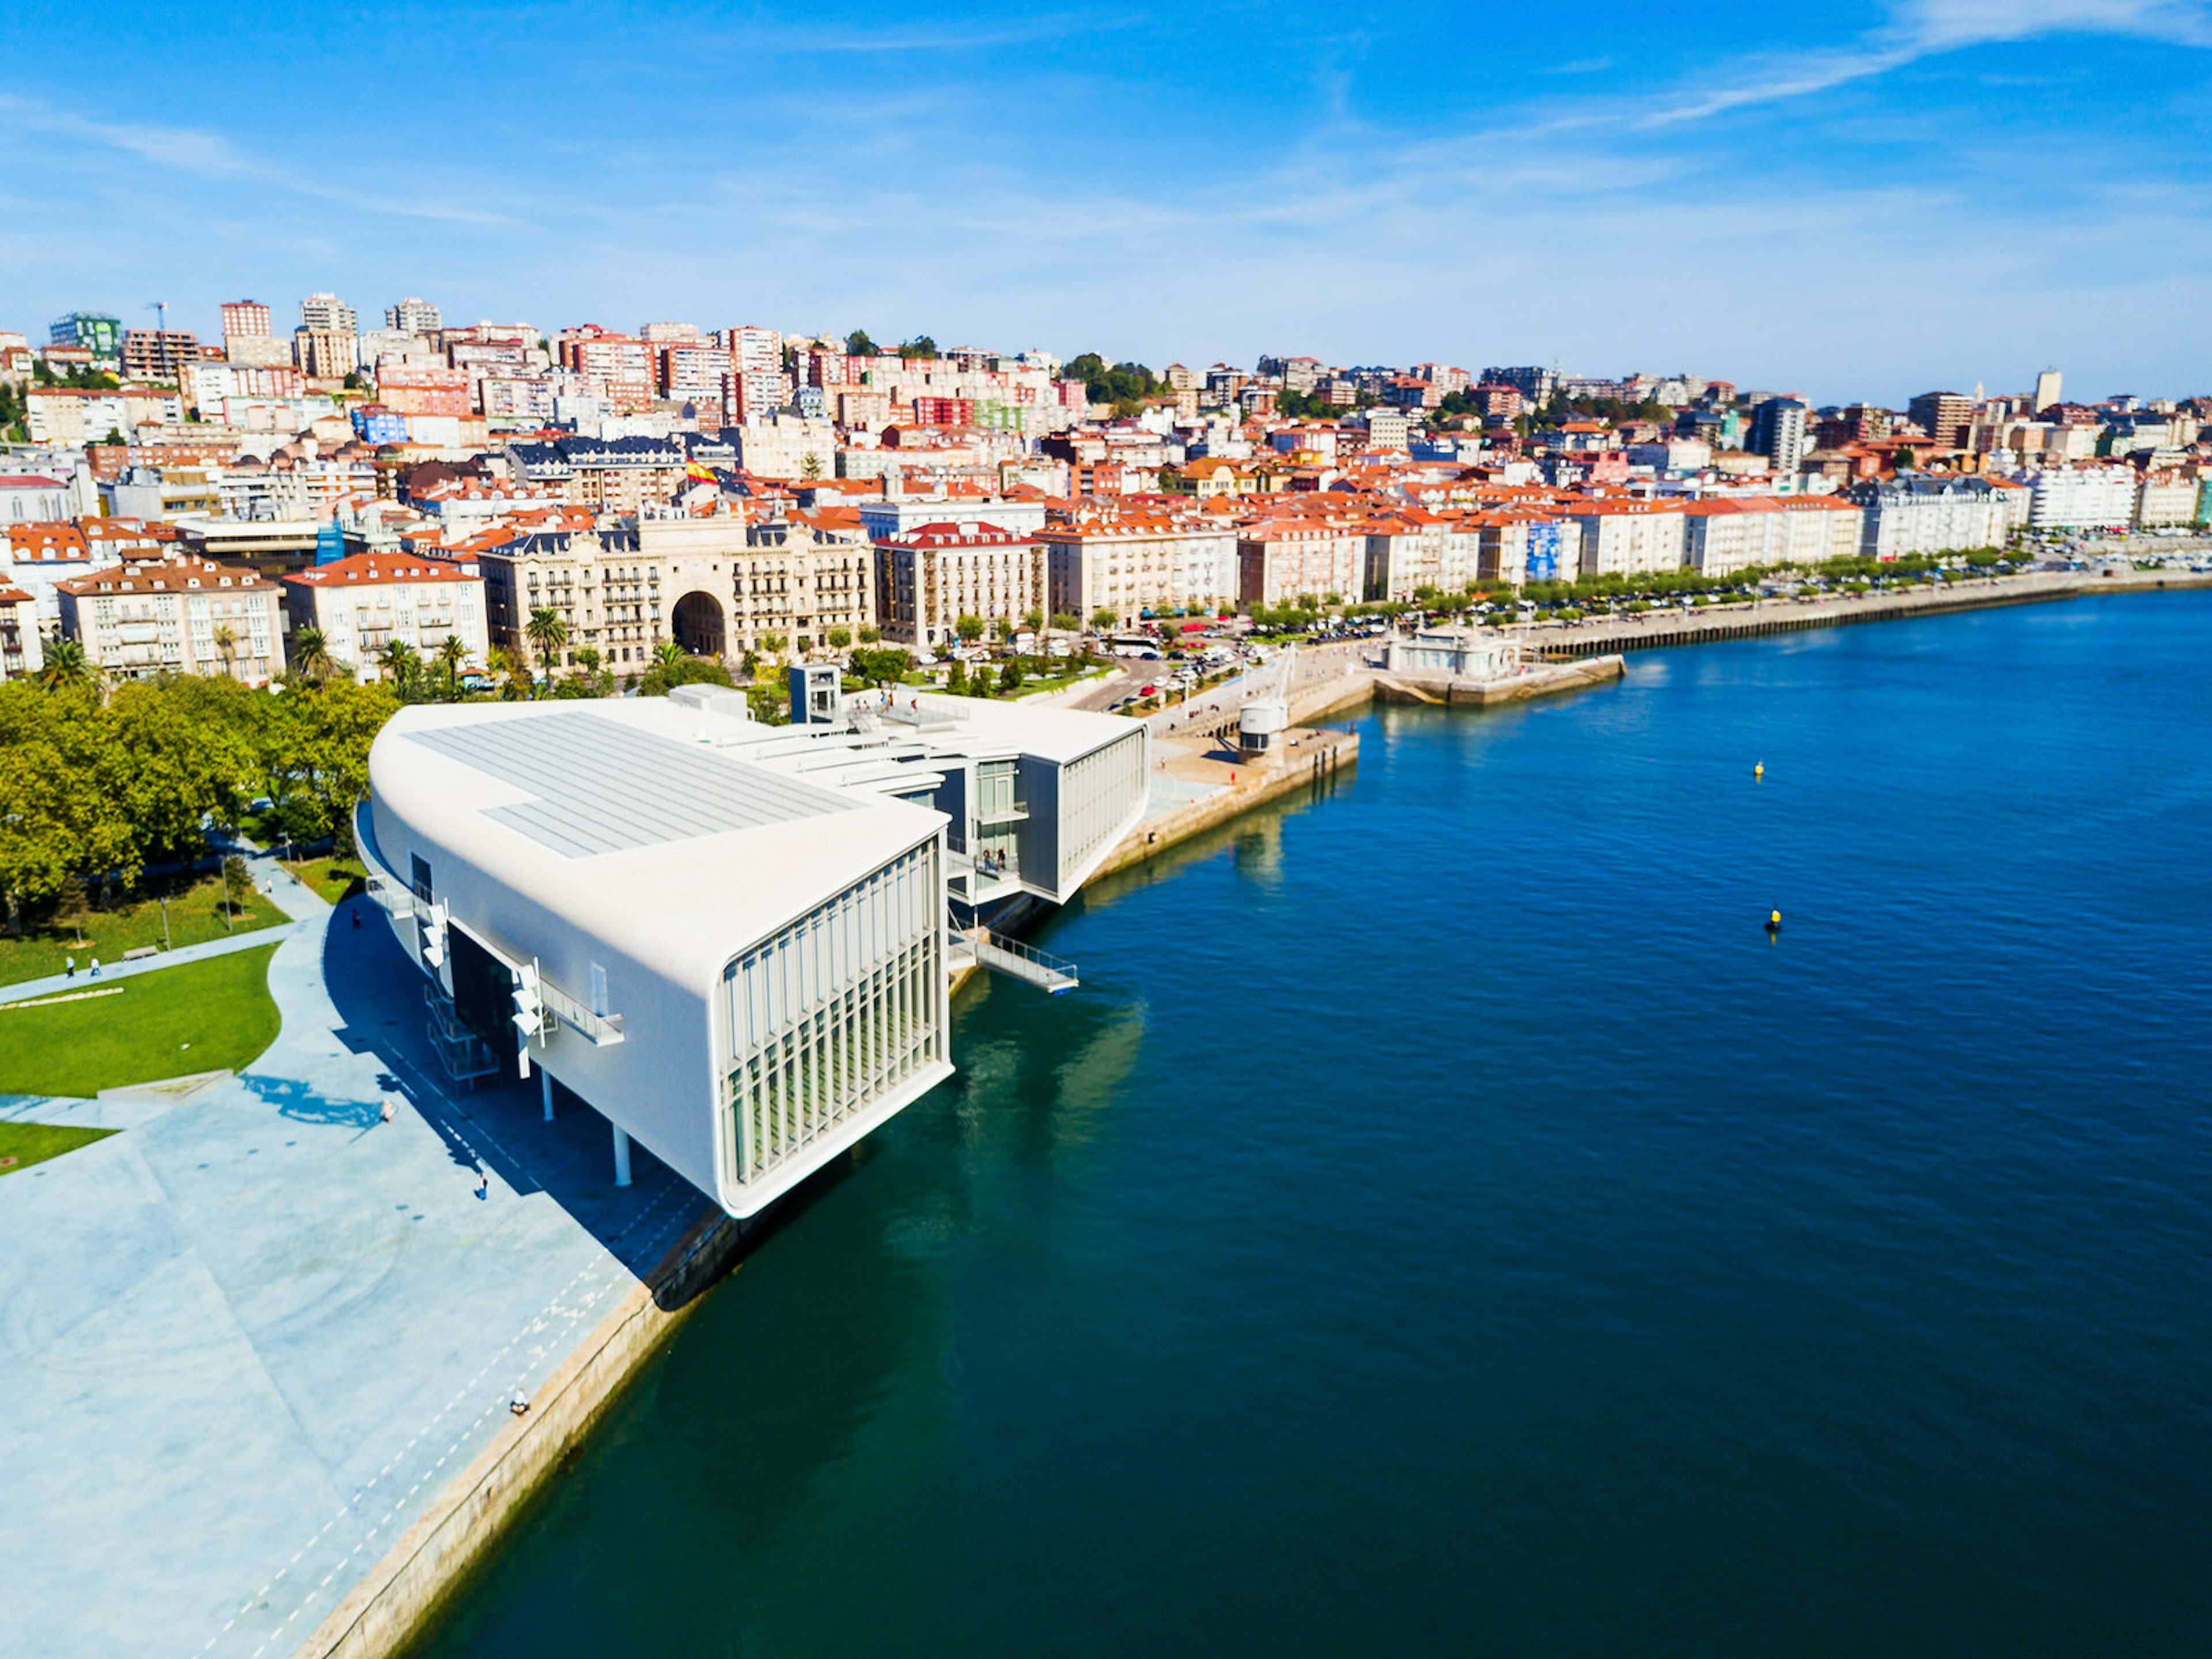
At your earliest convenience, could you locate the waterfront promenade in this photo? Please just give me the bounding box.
[1525,566,2211,656]
[0,879,702,1659]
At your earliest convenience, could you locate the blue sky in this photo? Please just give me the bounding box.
[5,0,2210,404]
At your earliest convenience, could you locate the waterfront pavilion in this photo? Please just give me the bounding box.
[361,700,953,1218]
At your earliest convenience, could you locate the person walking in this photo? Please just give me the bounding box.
[65,956,75,979]
[475,1171,489,1201]
[89,957,101,978]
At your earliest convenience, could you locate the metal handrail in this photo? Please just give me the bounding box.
[964,925,1078,993]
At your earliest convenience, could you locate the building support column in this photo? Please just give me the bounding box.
[540,1068,554,1122]
[612,1124,632,1188]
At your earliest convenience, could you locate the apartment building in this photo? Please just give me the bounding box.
[479,522,665,671]
[1361,510,1469,601]
[0,582,43,679]
[1236,519,1366,607]
[2135,472,2200,529]
[1562,499,1688,576]
[120,329,199,381]
[281,554,488,678]
[58,556,284,684]
[24,387,184,446]
[387,297,442,335]
[728,512,876,656]
[1907,391,1974,449]
[1849,476,2014,557]
[877,521,1049,648]
[1681,497,1854,574]
[505,436,688,514]
[2028,465,2140,530]
[1474,512,1582,585]
[1039,514,1238,622]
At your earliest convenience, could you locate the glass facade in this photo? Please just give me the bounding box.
[719,840,944,1189]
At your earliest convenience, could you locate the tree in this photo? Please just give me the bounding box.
[801,452,823,481]
[524,607,569,695]
[956,614,985,643]
[437,634,468,699]
[847,646,916,686]
[484,645,528,700]
[212,624,238,679]
[652,640,686,672]
[1051,612,1081,635]
[637,655,736,698]
[945,658,969,696]
[845,328,876,357]
[220,854,254,927]
[898,336,938,359]
[858,624,881,644]
[291,626,334,685]
[826,626,852,651]
[378,639,426,701]
[998,658,1023,694]
[1024,608,1044,635]
[1065,353,1160,417]
[37,637,92,692]
[758,631,788,659]
[1090,607,1118,631]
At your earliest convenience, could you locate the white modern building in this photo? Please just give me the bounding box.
[359,688,1147,1218]
[1848,476,2014,559]
[2027,465,2142,531]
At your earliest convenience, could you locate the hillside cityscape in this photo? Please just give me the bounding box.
[3,297,2207,694]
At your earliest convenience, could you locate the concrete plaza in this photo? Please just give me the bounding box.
[0,860,712,1659]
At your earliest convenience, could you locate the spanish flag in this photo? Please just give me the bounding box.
[685,459,718,483]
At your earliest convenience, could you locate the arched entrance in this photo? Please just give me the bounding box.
[671,590,728,658]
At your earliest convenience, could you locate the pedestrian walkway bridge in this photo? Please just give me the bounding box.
[957,926,1078,994]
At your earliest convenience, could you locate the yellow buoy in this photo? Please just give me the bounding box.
[1754,761,1765,778]
[1766,910,1781,932]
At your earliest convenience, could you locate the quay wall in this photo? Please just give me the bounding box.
[300,1206,755,1659]
[1093,729,1359,881]
[1532,570,2212,660]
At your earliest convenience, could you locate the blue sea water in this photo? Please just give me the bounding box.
[414,592,2212,1658]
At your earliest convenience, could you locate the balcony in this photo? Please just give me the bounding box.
[357,801,625,1048]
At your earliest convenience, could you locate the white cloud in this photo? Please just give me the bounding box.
[1637,0,2212,127]
[0,96,525,228]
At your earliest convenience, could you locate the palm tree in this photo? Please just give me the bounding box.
[212,623,238,680]
[380,639,422,700]
[291,626,334,684]
[486,645,524,700]
[524,607,569,698]
[38,636,90,691]
[652,640,686,672]
[437,634,467,699]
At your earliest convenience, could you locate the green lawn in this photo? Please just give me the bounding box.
[0,1121,118,1177]
[291,856,367,905]
[0,873,286,990]
[0,944,283,1099]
